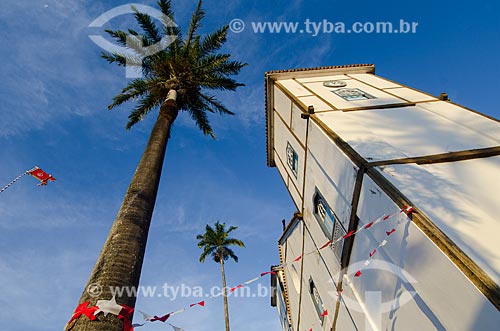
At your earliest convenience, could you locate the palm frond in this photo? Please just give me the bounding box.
[199,246,216,263]
[199,26,228,57]
[223,238,245,248]
[104,29,129,47]
[185,0,204,49]
[102,0,245,135]
[190,108,214,138]
[200,94,234,115]
[132,8,162,43]
[126,93,162,129]
[197,221,244,265]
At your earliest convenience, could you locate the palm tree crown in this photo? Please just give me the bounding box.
[103,0,246,136]
[197,221,244,331]
[67,2,244,330]
[197,221,245,263]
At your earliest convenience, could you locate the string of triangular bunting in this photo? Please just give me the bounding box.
[66,206,413,331]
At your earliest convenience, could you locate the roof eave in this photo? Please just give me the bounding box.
[265,64,376,167]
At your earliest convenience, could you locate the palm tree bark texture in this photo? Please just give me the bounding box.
[66,0,245,330]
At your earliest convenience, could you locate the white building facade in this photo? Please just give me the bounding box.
[265,64,500,331]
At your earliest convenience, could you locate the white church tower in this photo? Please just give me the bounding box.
[265,64,500,331]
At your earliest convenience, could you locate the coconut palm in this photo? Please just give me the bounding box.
[197,221,245,331]
[67,1,245,330]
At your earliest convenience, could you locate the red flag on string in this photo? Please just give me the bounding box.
[151,313,171,322]
[369,249,377,257]
[118,305,134,331]
[404,206,414,215]
[190,301,205,308]
[320,240,333,250]
[28,167,56,186]
[343,230,355,239]
[386,229,396,236]
[364,222,374,229]
[67,302,98,325]
[354,270,362,277]
[293,254,304,262]
[229,285,243,293]
[383,214,390,221]
[321,310,328,316]
[260,271,276,277]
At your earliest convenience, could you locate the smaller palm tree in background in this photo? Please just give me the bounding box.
[196,221,245,331]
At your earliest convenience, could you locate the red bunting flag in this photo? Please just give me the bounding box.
[151,313,171,322]
[383,214,391,221]
[67,302,98,325]
[354,270,362,277]
[343,230,355,239]
[386,229,396,236]
[319,240,333,250]
[364,221,374,229]
[404,206,414,215]
[369,249,377,257]
[28,166,56,186]
[118,305,134,331]
[189,301,205,308]
[321,310,328,316]
[229,285,243,293]
[260,271,276,277]
[293,254,304,262]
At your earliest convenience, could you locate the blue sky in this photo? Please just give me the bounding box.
[0,0,499,330]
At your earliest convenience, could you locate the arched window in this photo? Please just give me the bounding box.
[309,277,326,324]
[313,188,347,261]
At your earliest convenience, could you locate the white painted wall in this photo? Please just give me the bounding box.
[345,175,500,330]
[299,226,338,331]
[305,121,358,231]
[274,85,292,124]
[315,105,500,162]
[271,71,500,331]
[335,299,359,331]
[272,111,305,209]
[281,221,304,330]
[378,156,500,285]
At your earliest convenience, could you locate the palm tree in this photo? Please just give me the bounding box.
[67,1,245,330]
[197,221,245,331]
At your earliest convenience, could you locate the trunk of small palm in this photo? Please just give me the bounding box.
[220,258,230,331]
[67,93,178,331]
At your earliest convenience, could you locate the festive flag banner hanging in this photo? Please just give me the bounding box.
[65,302,98,330]
[0,166,55,194]
[229,285,243,293]
[150,313,171,322]
[320,240,333,250]
[189,301,205,308]
[386,228,396,236]
[169,323,186,331]
[94,295,123,317]
[118,305,135,331]
[288,206,414,266]
[28,166,56,186]
[65,206,414,331]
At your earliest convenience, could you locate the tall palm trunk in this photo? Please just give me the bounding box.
[220,258,231,331]
[67,91,178,331]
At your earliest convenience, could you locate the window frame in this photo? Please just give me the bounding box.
[286,142,299,178]
[309,277,326,324]
[332,87,376,101]
[312,188,347,261]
